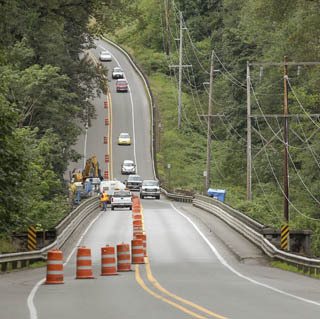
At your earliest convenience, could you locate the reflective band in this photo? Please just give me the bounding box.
[77,266,92,270]
[102,254,115,258]
[102,263,116,267]
[77,256,91,260]
[118,260,130,264]
[133,246,143,250]
[47,260,63,265]
[133,253,144,257]
[47,271,63,275]
[117,252,130,256]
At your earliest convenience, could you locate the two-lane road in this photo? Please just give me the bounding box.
[1,38,320,319]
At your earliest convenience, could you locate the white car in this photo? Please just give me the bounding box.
[99,51,112,62]
[111,190,132,211]
[121,160,136,175]
[112,67,124,79]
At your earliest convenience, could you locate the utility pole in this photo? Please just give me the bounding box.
[248,59,320,251]
[205,51,215,191]
[169,11,191,129]
[178,11,183,129]
[283,56,289,225]
[164,0,170,56]
[246,61,252,200]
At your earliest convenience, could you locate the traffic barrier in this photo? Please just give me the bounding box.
[76,246,94,279]
[104,136,108,144]
[131,239,145,264]
[116,243,131,272]
[105,117,109,125]
[135,234,147,257]
[133,229,143,237]
[133,213,142,220]
[132,206,141,214]
[101,245,118,276]
[133,219,143,228]
[104,101,108,108]
[105,154,109,163]
[104,170,109,180]
[45,249,64,284]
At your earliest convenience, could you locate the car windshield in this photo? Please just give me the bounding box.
[120,133,129,138]
[117,80,127,84]
[129,176,141,181]
[143,180,158,186]
[124,163,134,167]
[101,51,110,55]
[114,67,122,71]
[114,191,131,197]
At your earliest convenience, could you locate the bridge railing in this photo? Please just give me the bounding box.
[0,196,99,272]
[161,189,320,275]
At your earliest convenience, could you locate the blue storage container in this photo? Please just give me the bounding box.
[207,189,226,202]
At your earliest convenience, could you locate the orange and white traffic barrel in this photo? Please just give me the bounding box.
[133,219,143,229]
[101,245,117,276]
[131,239,145,264]
[132,206,141,214]
[45,249,64,284]
[133,213,142,220]
[116,243,131,272]
[135,233,147,257]
[76,246,94,279]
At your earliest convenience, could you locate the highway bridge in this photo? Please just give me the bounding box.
[1,37,320,319]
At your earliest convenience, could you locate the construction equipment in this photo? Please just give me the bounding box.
[82,155,101,181]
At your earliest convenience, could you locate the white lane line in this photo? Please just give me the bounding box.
[27,212,103,319]
[170,203,320,307]
[98,44,138,172]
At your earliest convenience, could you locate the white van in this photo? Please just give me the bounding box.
[99,180,126,201]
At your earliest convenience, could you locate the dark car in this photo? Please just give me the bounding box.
[126,174,143,191]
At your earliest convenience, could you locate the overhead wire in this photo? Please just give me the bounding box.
[255,117,320,221]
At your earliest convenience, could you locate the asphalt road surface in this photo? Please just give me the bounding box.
[1,38,320,319]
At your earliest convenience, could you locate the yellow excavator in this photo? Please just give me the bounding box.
[82,155,100,181]
[69,155,102,204]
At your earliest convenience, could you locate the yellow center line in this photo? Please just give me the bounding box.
[139,205,227,319]
[135,265,207,319]
[108,91,113,179]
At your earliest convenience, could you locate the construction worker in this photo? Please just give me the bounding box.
[100,190,109,211]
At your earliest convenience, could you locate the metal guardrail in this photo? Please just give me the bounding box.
[193,194,320,274]
[160,188,193,203]
[160,190,320,274]
[0,196,99,272]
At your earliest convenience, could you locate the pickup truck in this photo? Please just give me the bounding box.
[126,174,143,191]
[111,190,132,210]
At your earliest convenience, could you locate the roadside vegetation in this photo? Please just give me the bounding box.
[0,1,105,251]
[93,0,320,255]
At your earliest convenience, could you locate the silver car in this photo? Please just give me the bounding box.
[121,160,136,175]
[140,180,160,199]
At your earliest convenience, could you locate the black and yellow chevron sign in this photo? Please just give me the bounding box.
[27,225,37,251]
[281,224,289,250]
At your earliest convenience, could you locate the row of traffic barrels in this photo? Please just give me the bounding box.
[46,240,145,284]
